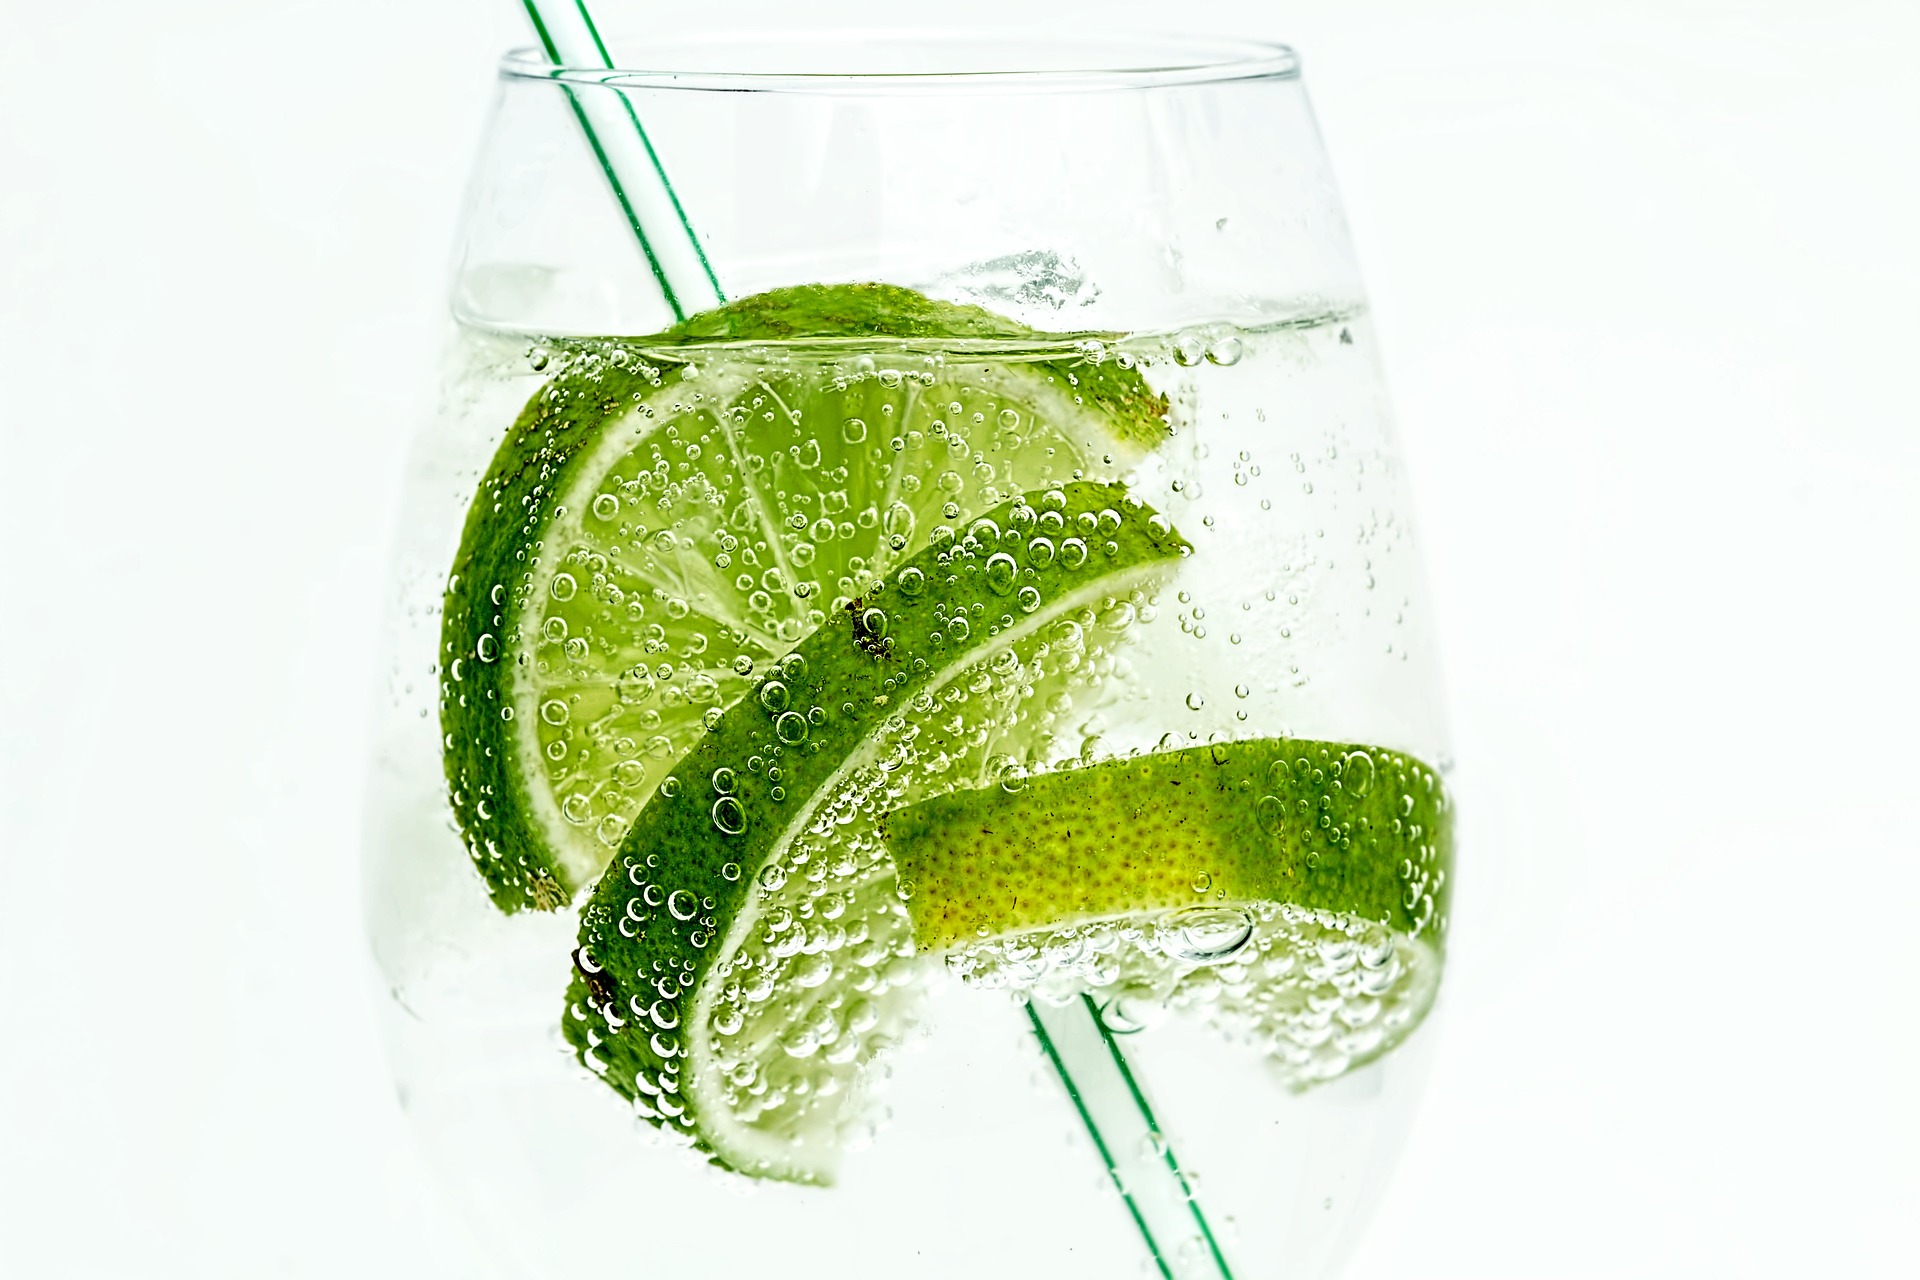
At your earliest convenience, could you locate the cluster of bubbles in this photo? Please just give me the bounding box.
[699,812,924,1148]
[680,566,1162,1148]
[696,569,1167,1150]
[951,901,1439,1088]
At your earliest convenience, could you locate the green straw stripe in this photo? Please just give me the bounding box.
[1085,995,1239,1279]
[568,0,727,302]
[518,0,685,317]
[1026,1001,1177,1280]
[563,92,684,315]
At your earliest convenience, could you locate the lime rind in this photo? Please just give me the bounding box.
[439,350,674,911]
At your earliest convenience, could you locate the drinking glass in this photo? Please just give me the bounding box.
[365,30,1453,1280]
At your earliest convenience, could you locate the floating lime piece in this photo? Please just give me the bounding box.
[883,739,1451,952]
[885,740,1452,1088]
[438,284,1168,912]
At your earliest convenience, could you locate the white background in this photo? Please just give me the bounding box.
[3,1,1916,1275]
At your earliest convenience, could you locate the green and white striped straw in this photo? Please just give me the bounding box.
[518,4,1233,1274]
[520,0,723,319]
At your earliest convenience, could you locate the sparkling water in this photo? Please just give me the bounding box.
[365,309,1451,1280]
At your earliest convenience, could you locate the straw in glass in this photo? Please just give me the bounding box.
[519,0,722,319]
[519,4,1233,1274]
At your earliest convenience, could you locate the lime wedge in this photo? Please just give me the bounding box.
[884,740,1452,1085]
[885,740,1449,947]
[564,481,1191,1182]
[440,285,1167,912]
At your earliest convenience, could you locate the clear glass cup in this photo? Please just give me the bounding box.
[365,31,1453,1280]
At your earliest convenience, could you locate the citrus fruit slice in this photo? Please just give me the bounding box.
[883,740,1452,1085]
[439,284,1167,912]
[563,481,1191,1182]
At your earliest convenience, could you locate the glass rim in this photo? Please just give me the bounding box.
[499,29,1300,95]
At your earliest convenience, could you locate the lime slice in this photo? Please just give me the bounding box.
[883,740,1452,1085]
[440,285,1167,912]
[564,481,1191,1182]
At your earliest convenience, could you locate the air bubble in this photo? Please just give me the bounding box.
[1099,990,1169,1033]
[1244,792,1288,838]
[591,493,620,520]
[550,574,577,602]
[984,553,1018,595]
[1167,906,1255,964]
[711,797,746,836]
[775,711,809,744]
[1343,751,1377,797]
[1206,336,1244,366]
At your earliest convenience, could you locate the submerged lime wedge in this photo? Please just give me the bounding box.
[564,481,1191,1183]
[883,739,1451,952]
[884,740,1452,1086]
[439,284,1168,912]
